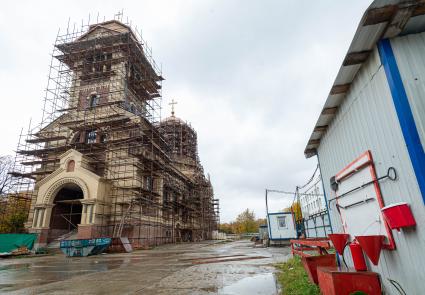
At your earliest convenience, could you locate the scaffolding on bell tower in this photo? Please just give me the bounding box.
[5,14,218,246]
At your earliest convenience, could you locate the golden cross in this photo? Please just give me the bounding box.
[169,99,177,116]
[114,10,124,21]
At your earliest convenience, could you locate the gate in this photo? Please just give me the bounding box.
[303,210,332,238]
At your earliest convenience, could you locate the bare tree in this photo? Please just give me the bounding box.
[0,155,14,195]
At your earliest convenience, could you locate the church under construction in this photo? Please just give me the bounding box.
[9,17,219,248]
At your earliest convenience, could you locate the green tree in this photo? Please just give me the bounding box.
[0,211,27,233]
[283,201,303,221]
[0,195,30,233]
[235,209,257,234]
[0,155,14,195]
[219,223,234,234]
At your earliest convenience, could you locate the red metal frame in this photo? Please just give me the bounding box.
[334,150,395,250]
[335,151,372,181]
[290,238,331,257]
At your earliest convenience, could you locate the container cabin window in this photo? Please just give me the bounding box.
[277,216,287,228]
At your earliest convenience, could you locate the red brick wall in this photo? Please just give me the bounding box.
[78,85,110,109]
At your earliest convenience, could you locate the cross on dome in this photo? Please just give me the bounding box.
[169,99,177,117]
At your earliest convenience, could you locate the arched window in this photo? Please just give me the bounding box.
[66,160,75,172]
[89,94,99,108]
[85,130,97,144]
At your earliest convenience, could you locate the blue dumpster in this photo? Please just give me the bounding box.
[60,238,112,257]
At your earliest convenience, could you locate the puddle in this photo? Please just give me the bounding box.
[0,263,31,271]
[219,273,278,295]
[181,255,246,261]
[0,259,127,292]
[192,256,267,265]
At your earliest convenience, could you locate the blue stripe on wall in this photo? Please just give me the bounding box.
[378,38,425,204]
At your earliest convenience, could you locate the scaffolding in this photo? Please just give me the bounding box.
[8,15,218,247]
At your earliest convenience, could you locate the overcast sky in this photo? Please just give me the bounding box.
[0,0,371,222]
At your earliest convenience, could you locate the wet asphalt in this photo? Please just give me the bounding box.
[0,240,291,295]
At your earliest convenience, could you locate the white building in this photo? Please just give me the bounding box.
[305,1,425,293]
[299,184,326,218]
[267,212,297,242]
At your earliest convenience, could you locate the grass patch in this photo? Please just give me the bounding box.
[275,256,320,295]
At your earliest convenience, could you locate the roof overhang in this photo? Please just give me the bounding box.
[304,0,425,158]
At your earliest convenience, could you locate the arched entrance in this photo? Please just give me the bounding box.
[48,183,83,242]
[181,229,193,242]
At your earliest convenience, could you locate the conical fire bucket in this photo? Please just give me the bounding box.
[328,233,350,255]
[355,235,385,265]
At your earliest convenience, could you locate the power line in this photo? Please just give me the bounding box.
[266,189,323,197]
[297,164,319,190]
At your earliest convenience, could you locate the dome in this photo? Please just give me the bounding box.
[159,115,198,162]
[161,115,185,125]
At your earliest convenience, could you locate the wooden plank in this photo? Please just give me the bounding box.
[412,4,425,17]
[290,239,330,248]
[343,51,372,66]
[383,6,415,38]
[314,125,328,132]
[293,246,316,252]
[322,107,338,115]
[363,5,397,26]
[26,136,67,143]
[330,84,350,95]
[304,148,317,157]
[292,249,312,257]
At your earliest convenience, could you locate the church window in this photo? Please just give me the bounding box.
[86,130,97,144]
[66,160,75,172]
[89,94,99,108]
[146,176,154,191]
[100,133,107,143]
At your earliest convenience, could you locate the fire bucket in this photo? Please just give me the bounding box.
[381,202,416,231]
[355,235,385,266]
[328,233,350,255]
[349,242,367,271]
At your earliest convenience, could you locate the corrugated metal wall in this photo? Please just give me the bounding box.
[391,32,425,151]
[317,39,425,294]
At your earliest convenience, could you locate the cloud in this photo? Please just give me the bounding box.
[0,0,371,222]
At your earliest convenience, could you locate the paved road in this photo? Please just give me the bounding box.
[0,240,291,294]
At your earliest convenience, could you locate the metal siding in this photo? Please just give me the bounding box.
[317,46,425,294]
[391,33,425,150]
[378,38,425,205]
[305,2,425,156]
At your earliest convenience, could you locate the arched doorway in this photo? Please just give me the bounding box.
[181,229,193,242]
[48,183,83,242]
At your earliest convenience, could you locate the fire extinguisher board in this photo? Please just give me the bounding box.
[334,151,395,249]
